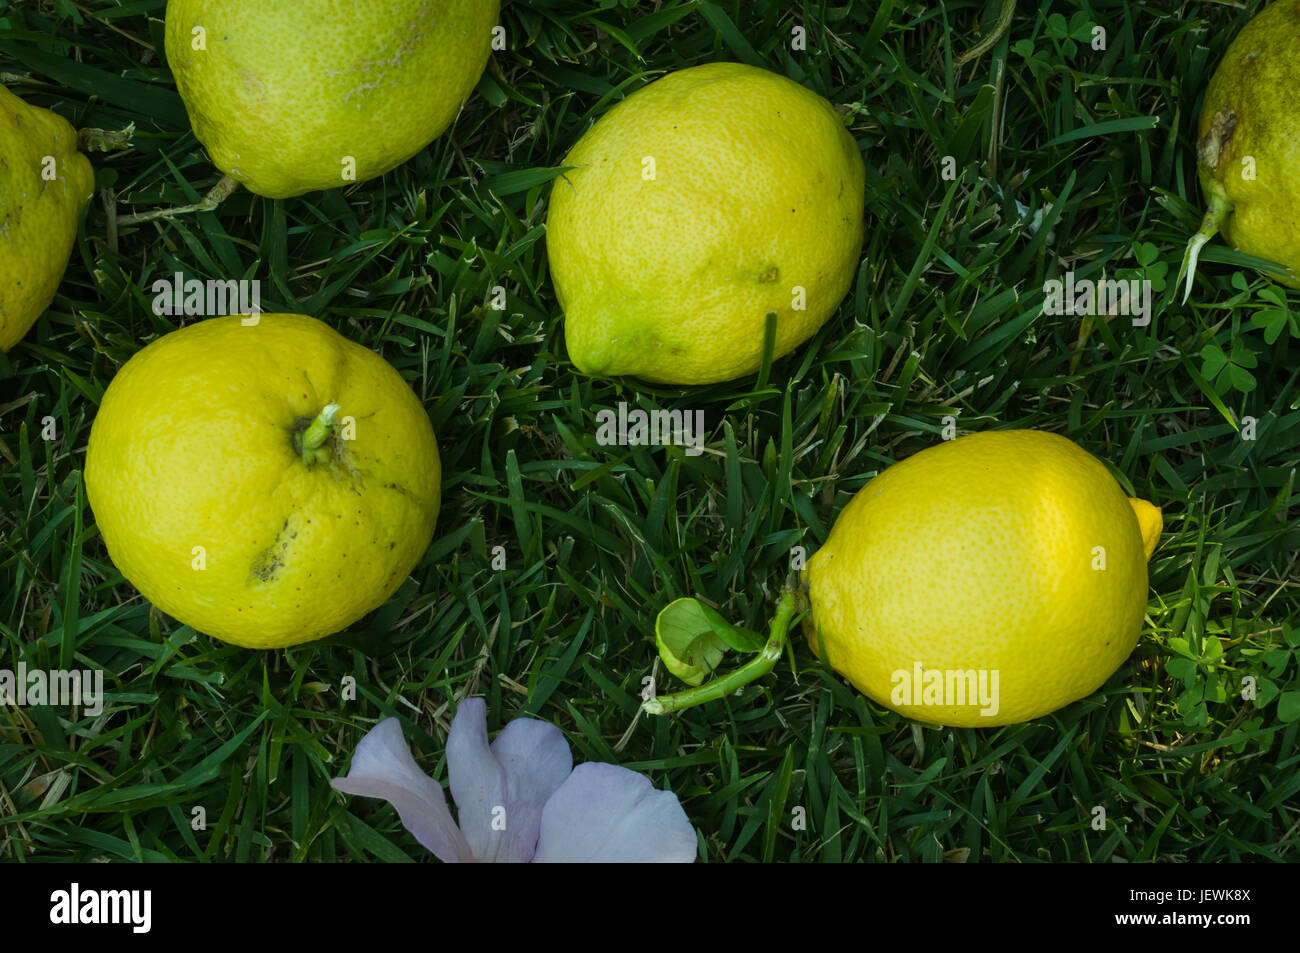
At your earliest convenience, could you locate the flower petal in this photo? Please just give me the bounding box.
[532,762,697,863]
[446,697,573,863]
[331,718,472,863]
[490,717,574,856]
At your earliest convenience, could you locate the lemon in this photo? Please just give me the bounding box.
[85,314,441,649]
[1183,0,1300,296]
[164,0,499,199]
[546,62,865,385]
[0,85,94,352]
[804,430,1162,727]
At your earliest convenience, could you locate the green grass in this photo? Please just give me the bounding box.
[1,0,1297,863]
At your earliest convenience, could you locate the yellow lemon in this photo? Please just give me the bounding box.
[85,314,440,649]
[1184,0,1300,294]
[804,430,1162,727]
[0,85,94,352]
[164,0,499,199]
[547,62,865,385]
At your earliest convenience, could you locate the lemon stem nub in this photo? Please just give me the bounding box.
[78,123,135,153]
[1180,191,1232,305]
[643,591,800,715]
[299,403,340,464]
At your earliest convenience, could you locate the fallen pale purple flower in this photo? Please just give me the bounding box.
[331,698,697,863]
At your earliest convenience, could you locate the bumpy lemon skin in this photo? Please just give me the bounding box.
[804,431,1160,728]
[547,62,866,385]
[0,86,94,351]
[84,314,441,649]
[164,0,500,199]
[1195,0,1300,287]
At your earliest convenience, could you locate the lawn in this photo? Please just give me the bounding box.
[1,0,1297,864]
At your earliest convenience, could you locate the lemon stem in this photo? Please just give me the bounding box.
[298,403,340,465]
[643,591,799,715]
[115,174,240,227]
[1180,187,1232,304]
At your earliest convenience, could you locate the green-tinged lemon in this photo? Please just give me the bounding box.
[0,85,94,352]
[547,62,865,385]
[164,0,499,198]
[1183,0,1300,297]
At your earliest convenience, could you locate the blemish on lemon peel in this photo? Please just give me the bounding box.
[250,518,297,583]
[1198,107,1238,171]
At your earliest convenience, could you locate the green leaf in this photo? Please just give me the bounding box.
[1254,677,1280,708]
[1040,116,1161,149]
[654,598,762,686]
[1230,717,1261,754]
[696,1,763,66]
[1199,343,1227,380]
[1205,672,1227,703]
[1176,684,1205,713]
[0,39,189,128]
[692,600,765,653]
[1251,308,1289,345]
[484,165,576,198]
[1260,649,1291,676]
[1257,284,1288,307]
[1165,657,1198,685]
[1228,338,1258,368]
[1276,692,1300,723]
[1225,362,1256,393]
